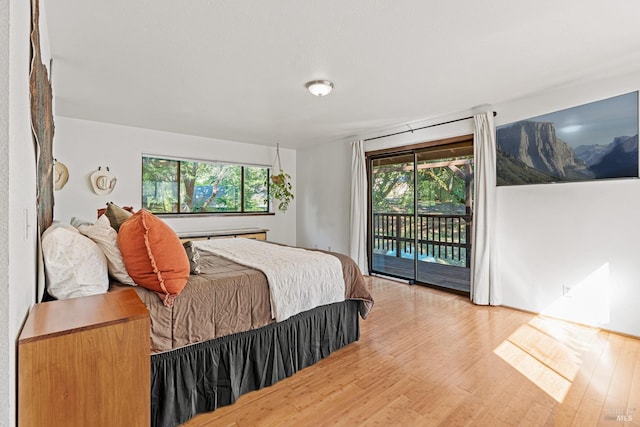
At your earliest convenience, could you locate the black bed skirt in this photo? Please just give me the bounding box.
[150,299,361,427]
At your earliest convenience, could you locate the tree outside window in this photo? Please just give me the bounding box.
[142,156,270,214]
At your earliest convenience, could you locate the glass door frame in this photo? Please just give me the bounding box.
[366,134,474,294]
[367,149,417,283]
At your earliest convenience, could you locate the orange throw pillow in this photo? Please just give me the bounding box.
[118,209,190,307]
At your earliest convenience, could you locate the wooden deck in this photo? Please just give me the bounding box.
[372,253,470,293]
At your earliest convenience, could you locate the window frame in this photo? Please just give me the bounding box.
[141,154,274,217]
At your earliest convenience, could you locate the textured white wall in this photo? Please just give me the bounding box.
[494,70,640,336]
[296,139,351,254]
[53,117,297,246]
[0,1,11,423]
[2,0,39,426]
[297,71,640,337]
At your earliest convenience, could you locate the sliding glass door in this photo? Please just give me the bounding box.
[370,153,415,281]
[369,139,473,293]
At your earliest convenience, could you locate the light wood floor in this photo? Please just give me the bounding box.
[183,276,640,426]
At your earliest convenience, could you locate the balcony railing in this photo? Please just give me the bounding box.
[372,212,472,268]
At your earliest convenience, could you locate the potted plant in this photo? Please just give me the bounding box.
[271,170,294,212]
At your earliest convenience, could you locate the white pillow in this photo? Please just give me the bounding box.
[50,220,80,234]
[42,225,109,299]
[78,215,136,286]
[70,216,93,228]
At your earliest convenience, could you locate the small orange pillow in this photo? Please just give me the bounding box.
[118,209,190,307]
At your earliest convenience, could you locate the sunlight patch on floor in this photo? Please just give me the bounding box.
[495,263,611,403]
[494,339,571,402]
[494,315,599,403]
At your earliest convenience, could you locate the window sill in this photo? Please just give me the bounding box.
[154,212,276,218]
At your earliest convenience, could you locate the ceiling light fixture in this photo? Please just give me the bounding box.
[305,80,334,97]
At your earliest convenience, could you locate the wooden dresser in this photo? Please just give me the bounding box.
[18,289,150,427]
[178,227,268,241]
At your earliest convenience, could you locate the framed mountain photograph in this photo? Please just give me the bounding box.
[496,91,639,186]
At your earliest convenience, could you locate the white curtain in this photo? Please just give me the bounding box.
[471,111,500,305]
[350,140,369,275]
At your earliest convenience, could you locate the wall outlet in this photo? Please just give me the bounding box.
[562,285,573,297]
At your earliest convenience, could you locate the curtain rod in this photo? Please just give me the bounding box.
[364,111,497,142]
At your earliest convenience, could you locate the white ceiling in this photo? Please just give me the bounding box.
[44,0,640,149]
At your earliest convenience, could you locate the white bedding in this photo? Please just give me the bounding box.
[193,238,345,321]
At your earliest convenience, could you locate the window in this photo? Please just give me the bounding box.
[141,155,270,214]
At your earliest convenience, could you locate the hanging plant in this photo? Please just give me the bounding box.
[271,170,293,212]
[271,144,294,212]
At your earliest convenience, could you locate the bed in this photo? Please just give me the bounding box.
[112,239,373,427]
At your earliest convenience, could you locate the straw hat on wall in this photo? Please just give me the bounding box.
[90,167,117,195]
[53,161,69,191]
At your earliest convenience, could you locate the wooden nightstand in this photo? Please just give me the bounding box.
[18,289,150,427]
